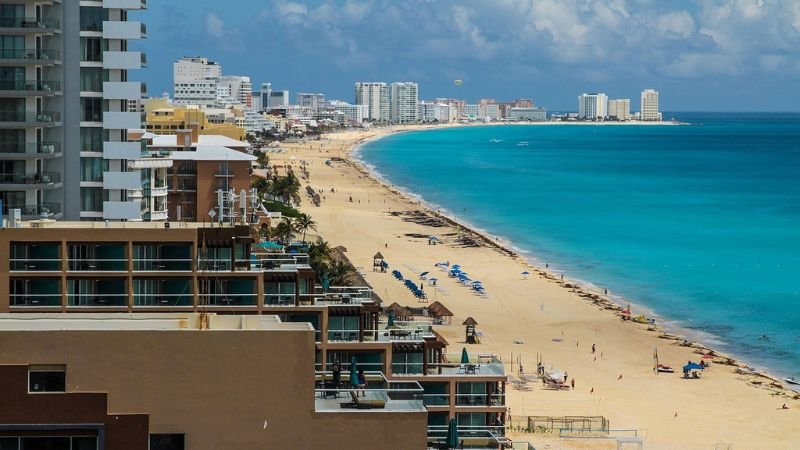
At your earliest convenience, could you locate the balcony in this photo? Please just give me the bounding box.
[0,80,61,96]
[103,111,141,130]
[102,81,142,100]
[214,168,235,177]
[103,141,141,160]
[0,171,61,189]
[67,293,128,307]
[102,21,145,40]
[426,354,506,377]
[10,278,61,307]
[102,50,144,69]
[202,293,258,307]
[133,244,193,271]
[68,243,127,271]
[314,371,425,413]
[0,17,61,34]
[133,278,193,306]
[0,111,61,127]
[427,426,509,450]
[18,202,62,219]
[366,320,435,342]
[247,253,311,271]
[102,171,140,190]
[127,151,172,169]
[0,48,61,65]
[67,278,128,307]
[148,210,168,221]
[103,201,142,220]
[103,0,148,10]
[0,142,61,159]
[10,243,61,271]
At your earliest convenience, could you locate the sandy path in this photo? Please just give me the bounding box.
[268,126,800,449]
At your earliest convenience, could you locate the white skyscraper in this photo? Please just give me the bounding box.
[640,89,661,121]
[297,93,326,113]
[608,99,631,121]
[354,82,390,122]
[217,76,252,108]
[173,57,221,107]
[578,93,608,120]
[390,82,419,124]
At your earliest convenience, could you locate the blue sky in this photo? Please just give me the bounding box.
[133,0,800,111]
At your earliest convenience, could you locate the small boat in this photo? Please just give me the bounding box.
[516,141,529,146]
[784,377,800,385]
[657,364,675,373]
[489,139,503,143]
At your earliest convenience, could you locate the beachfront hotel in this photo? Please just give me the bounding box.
[390,81,420,124]
[607,98,631,121]
[0,0,150,221]
[640,88,661,121]
[0,220,511,449]
[354,81,390,122]
[578,93,608,120]
[0,312,426,449]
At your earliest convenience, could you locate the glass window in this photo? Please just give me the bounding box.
[80,37,104,62]
[80,67,104,92]
[80,187,106,212]
[29,370,65,392]
[0,5,24,26]
[80,158,107,182]
[79,6,106,32]
[80,127,105,152]
[71,437,98,450]
[80,98,102,122]
[0,36,24,59]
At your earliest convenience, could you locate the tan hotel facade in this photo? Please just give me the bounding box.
[0,221,510,449]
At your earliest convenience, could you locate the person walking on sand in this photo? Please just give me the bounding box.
[571,378,575,390]
[592,344,596,354]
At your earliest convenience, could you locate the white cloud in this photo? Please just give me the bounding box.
[205,12,226,38]
[655,10,695,38]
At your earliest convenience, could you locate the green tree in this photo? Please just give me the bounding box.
[294,213,317,244]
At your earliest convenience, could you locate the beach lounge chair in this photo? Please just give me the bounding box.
[340,391,386,409]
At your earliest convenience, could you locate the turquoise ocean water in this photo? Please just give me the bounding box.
[357,113,800,378]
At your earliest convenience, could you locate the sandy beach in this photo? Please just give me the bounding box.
[267,125,800,449]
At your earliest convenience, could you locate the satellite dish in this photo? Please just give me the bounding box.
[454,79,463,87]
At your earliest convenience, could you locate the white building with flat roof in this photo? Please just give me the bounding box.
[390,82,419,124]
[578,93,608,120]
[173,57,221,107]
[478,103,500,121]
[297,93,326,113]
[509,107,547,121]
[640,89,661,121]
[354,82,390,122]
[608,99,631,120]
[329,101,368,124]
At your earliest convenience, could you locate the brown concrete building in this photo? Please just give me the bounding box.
[0,222,510,448]
[0,313,427,450]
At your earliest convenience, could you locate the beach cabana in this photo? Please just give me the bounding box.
[373,252,385,272]
[428,301,453,325]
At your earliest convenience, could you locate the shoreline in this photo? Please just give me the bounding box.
[346,126,792,388]
[273,124,800,448]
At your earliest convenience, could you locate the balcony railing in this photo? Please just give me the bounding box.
[314,371,425,412]
[0,142,60,155]
[0,111,61,124]
[0,48,60,60]
[0,171,61,185]
[327,329,360,342]
[132,258,192,271]
[67,259,127,272]
[67,294,128,307]
[214,168,234,177]
[427,426,507,449]
[199,293,258,306]
[10,294,62,307]
[0,80,60,92]
[263,294,296,306]
[427,354,506,376]
[9,258,61,271]
[455,393,506,407]
[0,17,61,30]
[133,293,193,307]
[18,202,61,219]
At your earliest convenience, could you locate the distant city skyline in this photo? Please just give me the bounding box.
[133,0,800,111]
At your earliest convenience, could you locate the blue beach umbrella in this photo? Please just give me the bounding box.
[683,362,704,372]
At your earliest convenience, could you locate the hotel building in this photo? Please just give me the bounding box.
[296,92,325,113]
[578,93,607,120]
[390,82,419,124]
[354,82,389,122]
[0,0,149,222]
[173,57,221,107]
[608,99,631,121]
[0,312,426,449]
[0,221,511,449]
[640,89,661,121]
[508,107,547,121]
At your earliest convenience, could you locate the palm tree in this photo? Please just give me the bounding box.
[273,218,294,243]
[294,213,317,243]
[327,260,357,286]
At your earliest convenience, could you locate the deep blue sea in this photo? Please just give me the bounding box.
[357,113,800,378]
